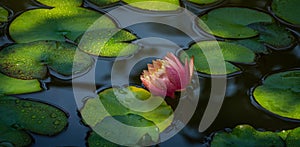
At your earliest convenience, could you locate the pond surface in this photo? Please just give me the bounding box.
[0,0,299,146]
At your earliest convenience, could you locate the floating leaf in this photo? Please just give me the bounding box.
[89,114,159,146]
[286,127,300,147]
[0,123,32,147]
[188,0,219,5]
[89,0,180,11]
[36,0,83,7]
[0,96,68,135]
[198,7,273,38]
[230,39,268,54]
[0,6,8,22]
[80,86,173,132]
[211,125,285,147]
[78,28,139,57]
[253,70,300,120]
[0,73,42,95]
[87,132,120,147]
[9,7,109,43]
[0,41,93,80]
[272,0,300,25]
[180,41,255,75]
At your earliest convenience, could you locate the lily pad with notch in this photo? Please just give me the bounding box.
[179,41,255,75]
[80,86,174,133]
[253,70,300,120]
[271,0,300,26]
[0,41,94,80]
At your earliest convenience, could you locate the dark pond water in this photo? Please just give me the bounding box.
[0,0,300,146]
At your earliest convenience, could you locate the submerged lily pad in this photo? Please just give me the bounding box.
[0,41,93,80]
[180,41,255,75]
[36,0,83,7]
[272,0,300,25]
[188,0,219,5]
[0,123,32,147]
[211,125,285,147]
[0,6,8,22]
[0,73,42,95]
[198,7,273,38]
[80,86,173,132]
[89,114,159,146]
[253,70,300,120]
[89,0,180,11]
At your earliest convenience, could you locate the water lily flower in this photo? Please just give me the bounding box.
[140,53,194,98]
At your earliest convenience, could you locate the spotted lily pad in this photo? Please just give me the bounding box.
[36,0,83,7]
[80,86,173,132]
[180,41,255,75]
[89,0,180,11]
[198,7,273,38]
[0,41,93,80]
[188,0,219,5]
[0,73,42,95]
[211,125,285,147]
[9,6,108,43]
[253,70,300,120]
[272,0,300,25]
[0,6,8,22]
[89,114,159,146]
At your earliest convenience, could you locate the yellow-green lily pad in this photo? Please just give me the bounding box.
[198,7,273,38]
[0,41,93,80]
[272,0,300,25]
[80,86,173,132]
[89,0,180,11]
[0,6,8,22]
[180,41,255,75]
[36,0,83,7]
[211,125,285,147]
[253,70,300,120]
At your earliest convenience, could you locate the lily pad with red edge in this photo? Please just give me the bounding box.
[272,0,300,25]
[89,0,180,11]
[0,41,94,80]
[88,114,160,146]
[197,7,273,39]
[210,125,285,147]
[80,86,174,132]
[179,41,255,75]
[253,70,300,120]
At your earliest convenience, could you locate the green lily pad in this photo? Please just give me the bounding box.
[0,96,68,135]
[78,28,138,57]
[87,132,120,147]
[211,125,285,147]
[253,70,300,120]
[89,114,159,146]
[0,41,93,80]
[286,127,300,147]
[230,39,268,54]
[36,0,83,7]
[0,123,32,147]
[9,7,110,43]
[89,0,180,11]
[188,0,219,5]
[272,0,300,25]
[180,41,255,75]
[0,73,42,95]
[80,86,173,132]
[0,6,8,22]
[198,7,273,38]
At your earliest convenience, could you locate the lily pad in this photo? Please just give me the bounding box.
[78,28,139,57]
[230,39,268,54]
[179,41,255,75]
[198,7,273,38]
[253,70,300,120]
[0,41,93,80]
[0,6,8,22]
[89,0,180,11]
[36,0,83,7]
[0,123,32,147]
[188,0,219,5]
[87,132,120,147]
[0,96,68,135]
[272,0,300,25]
[286,127,300,147]
[0,73,42,95]
[9,7,110,43]
[80,86,173,132]
[211,125,285,147]
[89,114,159,146]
